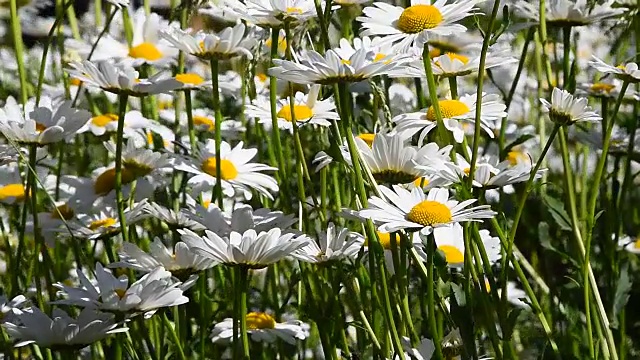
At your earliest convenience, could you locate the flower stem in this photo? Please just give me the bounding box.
[9,0,28,104]
[421,46,449,146]
[115,93,130,243]
[209,58,224,209]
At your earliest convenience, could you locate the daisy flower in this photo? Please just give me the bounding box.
[140,202,207,231]
[540,87,602,125]
[246,85,339,131]
[399,48,517,78]
[618,235,640,254]
[210,312,309,344]
[175,140,279,200]
[359,186,496,235]
[366,231,426,275]
[515,0,626,27]
[589,56,640,83]
[0,163,25,205]
[0,96,90,146]
[392,93,507,144]
[80,110,151,137]
[500,282,530,308]
[3,307,127,348]
[179,228,311,268]
[173,73,213,91]
[292,222,365,263]
[0,294,27,323]
[432,224,501,268]
[57,202,148,240]
[357,0,484,49]
[159,108,245,139]
[268,47,409,85]
[184,203,298,236]
[578,80,628,99]
[67,60,181,97]
[109,237,215,282]
[160,23,257,61]
[235,0,320,26]
[54,263,189,319]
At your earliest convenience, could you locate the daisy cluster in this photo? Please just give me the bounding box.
[0,0,638,358]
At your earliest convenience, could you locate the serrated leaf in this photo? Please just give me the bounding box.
[542,194,572,231]
[451,283,466,307]
[610,264,632,329]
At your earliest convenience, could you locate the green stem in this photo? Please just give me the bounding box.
[115,94,130,243]
[185,90,197,151]
[209,58,224,209]
[163,313,187,360]
[9,0,28,103]
[426,236,443,360]
[421,46,449,146]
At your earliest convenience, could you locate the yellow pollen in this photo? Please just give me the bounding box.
[35,122,47,133]
[265,37,287,54]
[429,48,443,58]
[91,113,119,127]
[358,133,376,147]
[114,288,127,298]
[590,83,615,93]
[463,168,471,175]
[89,217,117,230]
[69,78,82,86]
[286,7,303,13]
[439,245,464,264]
[634,239,640,249]
[201,158,238,180]
[0,184,26,202]
[175,73,205,85]
[193,115,215,131]
[397,5,444,34]
[413,177,430,187]
[256,73,268,82]
[364,232,394,250]
[202,199,211,208]
[406,200,452,226]
[246,312,276,329]
[51,203,74,220]
[158,101,172,110]
[443,52,469,64]
[616,64,627,70]
[94,168,137,196]
[128,42,163,61]
[341,59,351,65]
[506,150,526,166]
[426,100,470,121]
[277,104,313,122]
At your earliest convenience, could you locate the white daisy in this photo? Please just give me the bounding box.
[80,110,151,137]
[173,73,213,90]
[392,93,507,144]
[367,231,426,275]
[359,186,496,235]
[67,60,181,97]
[159,107,245,139]
[398,49,517,78]
[160,23,257,61]
[3,307,127,348]
[140,202,206,231]
[357,0,484,49]
[0,163,25,205]
[179,228,311,268]
[540,87,602,125]
[268,48,409,85]
[234,0,320,26]
[109,237,215,286]
[0,294,27,323]
[618,235,640,254]
[0,96,90,146]
[589,56,640,83]
[292,222,365,263]
[57,202,148,240]
[515,0,626,27]
[246,85,339,131]
[210,312,309,345]
[53,263,189,319]
[175,140,279,200]
[432,224,501,268]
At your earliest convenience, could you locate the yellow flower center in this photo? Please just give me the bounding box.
[341,59,351,65]
[114,288,127,298]
[406,200,452,226]
[397,5,443,34]
[463,167,471,175]
[429,48,442,58]
[632,238,640,249]
[91,113,119,127]
[286,7,303,14]
[128,42,163,61]
[201,158,238,180]
[442,53,469,64]
[256,73,268,83]
[175,73,205,85]
[358,133,376,147]
[89,217,117,230]
[364,232,394,250]
[246,312,276,329]
[193,115,215,131]
[265,37,287,54]
[35,122,47,133]
[0,184,25,202]
[413,177,430,187]
[590,83,615,93]
[69,77,82,86]
[438,245,464,264]
[276,104,313,122]
[158,101,172,110]
[94,168,137,196]
[426,100,470,121]
[51,203,74,220]
[506,150,526,166]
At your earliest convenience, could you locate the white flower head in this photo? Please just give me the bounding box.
[589,55,640,83]
[211,312,309,345]
[540,87,602,125]
[293,222,365,263]
[161,23,257,61]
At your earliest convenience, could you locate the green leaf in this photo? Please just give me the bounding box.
[542,194,572,231]
[610,264,632,329]
[451,282,466,307]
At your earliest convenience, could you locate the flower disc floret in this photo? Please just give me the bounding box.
[427,99,470,120]
[246,312,276,329]
[201,158,239,180]
[277,105,313,122]
[406,200,452,226]
[128,43,163,61]
[397,5,444,33]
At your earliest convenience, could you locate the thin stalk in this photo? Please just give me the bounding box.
[209,58,224,208]
[114,94,130,243]
[184,90,197,151]
[426,237,443,360]
[421,46,449,146]
[162,313,187,360]
[9,0,28,103]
